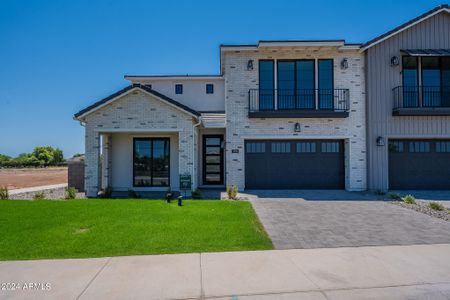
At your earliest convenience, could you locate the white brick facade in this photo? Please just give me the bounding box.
[82,89,198,197]
[223,48,367,191]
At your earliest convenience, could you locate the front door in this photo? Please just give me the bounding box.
[203,135,224,185]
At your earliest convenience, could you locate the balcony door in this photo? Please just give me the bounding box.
[277,60,315,109]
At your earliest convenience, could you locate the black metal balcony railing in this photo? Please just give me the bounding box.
[248,89,350,116]
[393,86,450,110]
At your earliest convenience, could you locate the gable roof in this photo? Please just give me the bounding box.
[74,84,200,120]
[361,4,450,51]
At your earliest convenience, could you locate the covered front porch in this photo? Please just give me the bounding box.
[86,128,196,198]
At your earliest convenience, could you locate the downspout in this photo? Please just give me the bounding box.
[192,116,202,191]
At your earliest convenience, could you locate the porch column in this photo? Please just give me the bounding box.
[178,126,196,193]
[85,127,101,197]
[101,134,112,190]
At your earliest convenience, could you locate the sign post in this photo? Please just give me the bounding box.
[179,174,192,198]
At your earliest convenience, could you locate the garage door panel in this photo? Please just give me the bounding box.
[389,139,450,190]
[245,140,344,189]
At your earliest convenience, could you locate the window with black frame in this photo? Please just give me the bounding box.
[318,59,334,109]
[258,60,274,110]
[402,56,419,107]
[133,138,170,187]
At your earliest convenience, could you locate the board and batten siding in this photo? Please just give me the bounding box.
[366,11,450,191]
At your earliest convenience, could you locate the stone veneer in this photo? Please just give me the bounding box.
[222,48,367,191]
[83,88,198,197]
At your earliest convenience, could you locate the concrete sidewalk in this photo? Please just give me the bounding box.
[1,244,450,300]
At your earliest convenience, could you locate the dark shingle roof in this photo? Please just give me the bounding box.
[74,84,200,119]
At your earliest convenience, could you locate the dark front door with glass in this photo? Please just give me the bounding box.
[133,138,170,187]
[203,135,224,185]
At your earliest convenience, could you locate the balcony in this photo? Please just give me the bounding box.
[248,89,350,118]
[393,86,450,116]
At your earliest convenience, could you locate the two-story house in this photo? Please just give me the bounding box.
[363,4,450,191]
[75,5,449,197]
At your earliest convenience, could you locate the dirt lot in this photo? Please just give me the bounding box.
[0,167,67,190]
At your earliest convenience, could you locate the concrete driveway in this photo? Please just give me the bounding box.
[249,190,450,249]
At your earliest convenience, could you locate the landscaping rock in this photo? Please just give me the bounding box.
[392,200,450,222]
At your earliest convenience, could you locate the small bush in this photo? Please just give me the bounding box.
[33,192,45,200]
[374,189,386,195]
[191,189,202,199]
[226,185,238,200]
[388,193,402,200]
[128,189,140,198]
[428,202,444,211]
[402,194,416,204]
[65,187,78,199]
[0,186,8,200]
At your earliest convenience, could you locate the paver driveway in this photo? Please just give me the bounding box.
[249,190,450,249]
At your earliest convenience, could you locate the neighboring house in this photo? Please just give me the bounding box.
[363,5,450,191]
[75,5,449,197]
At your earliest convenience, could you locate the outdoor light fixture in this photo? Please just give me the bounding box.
[294,123,301,132]
[376,136,385,146]
[247,60,254,71]
[390,56,400,66]
[340,58,348,69]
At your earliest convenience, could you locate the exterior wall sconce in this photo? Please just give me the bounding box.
[294,123,301,132]
[376,136,385,146]
[340,58,348,69]
[390,56,400,66]
[247,60,254,71]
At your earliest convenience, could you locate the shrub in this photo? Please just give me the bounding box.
[0,186,9,200]
[128,189,140,198]
[226,185,238,200]
[374,189,386,195]
[191,189,202,199]
[402,194,416,204]
[388,193,401,200]
[428,202,444,211]
[33,192,45,200]
[65,187,78,199]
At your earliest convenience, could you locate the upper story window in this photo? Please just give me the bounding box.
[206,84,214,94]
[175,84,183,94]
[400,56,450,108]
[250,58,349,117]
[258,60,275,110]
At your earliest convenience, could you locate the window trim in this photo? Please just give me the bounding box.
[133,137,170,187]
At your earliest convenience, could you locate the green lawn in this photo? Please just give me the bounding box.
[0,199,273,260]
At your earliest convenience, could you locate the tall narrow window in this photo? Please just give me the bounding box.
[422,57,441,107]
[443,57,450,107]
[277,61,296,109]
[296,60,315,109]
[402,56,418,107]
[259,60,274,110]
[318,59,334,109]
[133,138,170,187]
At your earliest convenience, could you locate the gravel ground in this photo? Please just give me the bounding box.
[393,200,450,222]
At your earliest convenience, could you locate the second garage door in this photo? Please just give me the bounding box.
[389,139,450,189]
[245,140,345,189]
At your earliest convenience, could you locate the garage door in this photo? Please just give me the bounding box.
[245,140,345,189]
[389,140,450,189]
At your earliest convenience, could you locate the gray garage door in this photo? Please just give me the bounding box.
[245,140,345,189]
[389,139,450,189]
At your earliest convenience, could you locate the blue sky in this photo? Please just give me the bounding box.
[0,0,445,157]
